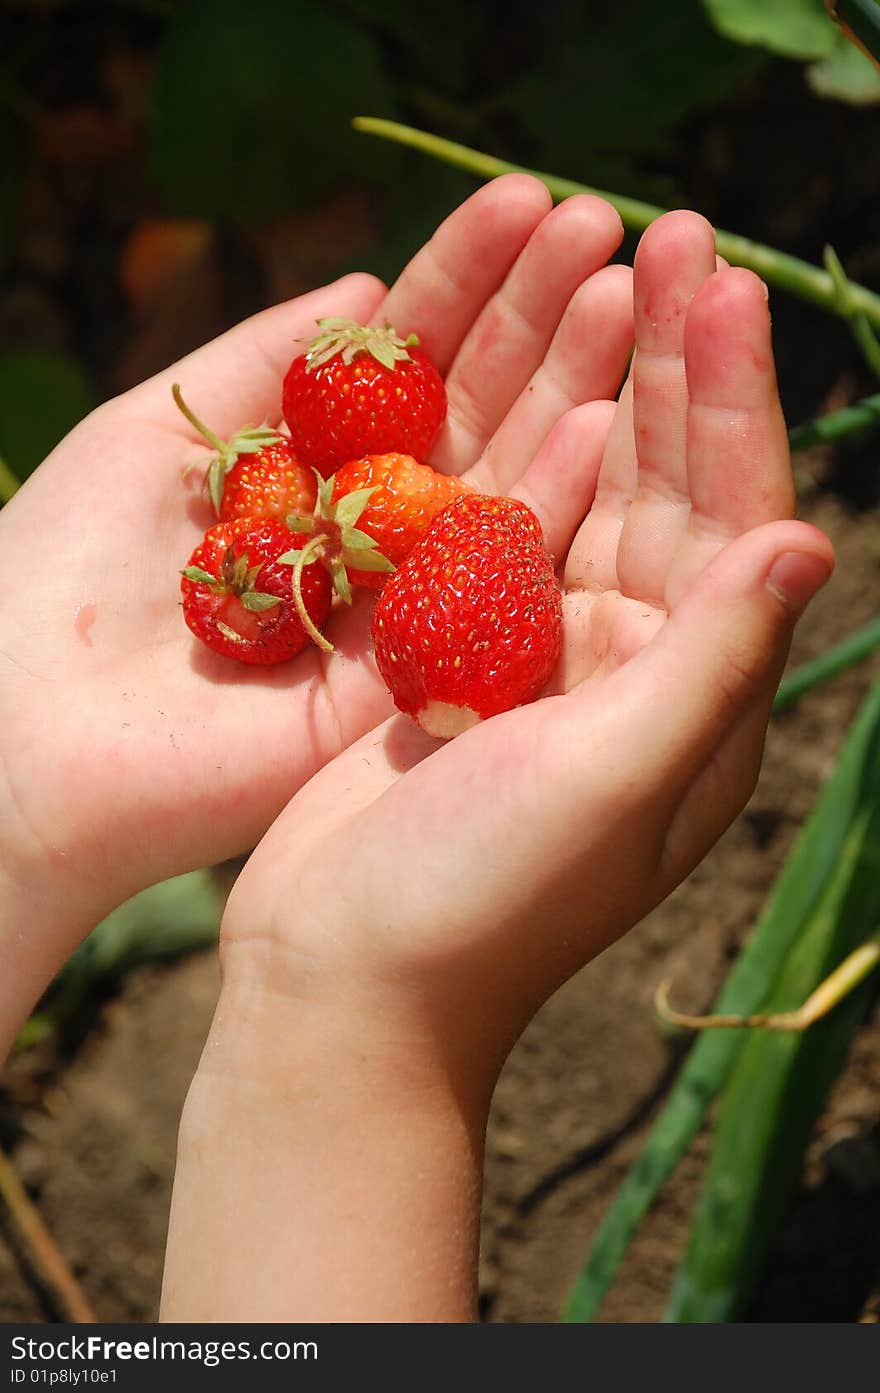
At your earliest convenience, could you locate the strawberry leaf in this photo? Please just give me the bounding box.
[240,591,282,612]
[368,339,397,371]
[343,527,382,550]
[347,549,396,574]
[182,565,221,586]
[208,460,226,516]
[334,485,377,529]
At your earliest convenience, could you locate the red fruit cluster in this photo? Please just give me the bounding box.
[173,312,562,731]
[174,317,452,663]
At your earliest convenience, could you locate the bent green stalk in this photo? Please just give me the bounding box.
[667,805,880,1321]
[563,678,880,1321]
[353,119,880,331]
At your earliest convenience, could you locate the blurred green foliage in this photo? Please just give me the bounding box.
[0,350,94,483]
[703,0,880,100]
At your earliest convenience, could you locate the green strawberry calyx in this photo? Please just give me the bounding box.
[303,318,419,373]
[173,383,283,516]
[286,471,395,606]
[182,546,282,618]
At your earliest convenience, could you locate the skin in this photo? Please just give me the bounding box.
[0,181,833,1321]
[0,178,632,1055]
[163,209,833,1321]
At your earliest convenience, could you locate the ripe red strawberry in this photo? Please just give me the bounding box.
[371,495,563,739]
[173,384,316,521]
[287,453,472,607]
[332,454,472,590]
[282,318,446,476]
[181,517,331,665]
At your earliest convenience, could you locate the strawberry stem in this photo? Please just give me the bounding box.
[172,383,228,455]
[289,534,334,654]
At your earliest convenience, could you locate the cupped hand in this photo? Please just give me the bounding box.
[220,212,834,1093]
[0,178,632,960]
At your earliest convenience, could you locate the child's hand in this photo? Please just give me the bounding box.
[220,212,834,1085]
[0,178,632,1047]
[163,212,834,1323]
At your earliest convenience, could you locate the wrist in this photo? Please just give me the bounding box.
[164,943,489,1321]
[203,935,498,1118]
[0,752,132,1057]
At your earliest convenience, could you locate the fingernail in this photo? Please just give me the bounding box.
[767,552,832,612]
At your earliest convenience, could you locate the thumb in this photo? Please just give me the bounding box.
[619,519,834,791]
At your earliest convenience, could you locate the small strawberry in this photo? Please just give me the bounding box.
[173,384,316,521]
[287,453,472,604]
[282,318,446,476]
[371,495,563,739]
[181,516,331,664]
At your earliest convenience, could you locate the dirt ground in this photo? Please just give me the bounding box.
[2,39,880,1323]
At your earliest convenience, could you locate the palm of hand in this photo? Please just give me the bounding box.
[0,179,634,912]
[224,212,829,1046]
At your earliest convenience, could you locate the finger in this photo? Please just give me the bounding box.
[510,399,615,563]
[616,211,718,605]
[666,267,794,607]
[377,174,553,373]
[565,375,636,593]
[432,196,623,474]
[125,273,387,439]
[467,264,634,494]
[583,520,834,800]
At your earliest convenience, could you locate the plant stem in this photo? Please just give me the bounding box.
[774,616,880,712]
[0,1144,97,1322]
[824,245,880,379]
[655,930,880,1031]
[172,383,227,455]
[0,454,21,503]
[353,119,880,330]
[788,392,880,450]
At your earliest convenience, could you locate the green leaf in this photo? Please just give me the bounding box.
[808,27,880,102]
[182,566,220,586]
[343,527,381,551]
[0,351,94,483]
[151,0,400,220]
[346,549,395,574]
[564,678,880,1321]
[702,0,837,59]
[334,486,377,529]
[367,339,397,370]
[667,794,880,1321]
[240,591,281,612]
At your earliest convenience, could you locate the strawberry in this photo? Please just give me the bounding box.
[173,384,316,521]
[282,318,446,476]
[371,495,563,739]
[287,453,472,606]
[181,516,331,665]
